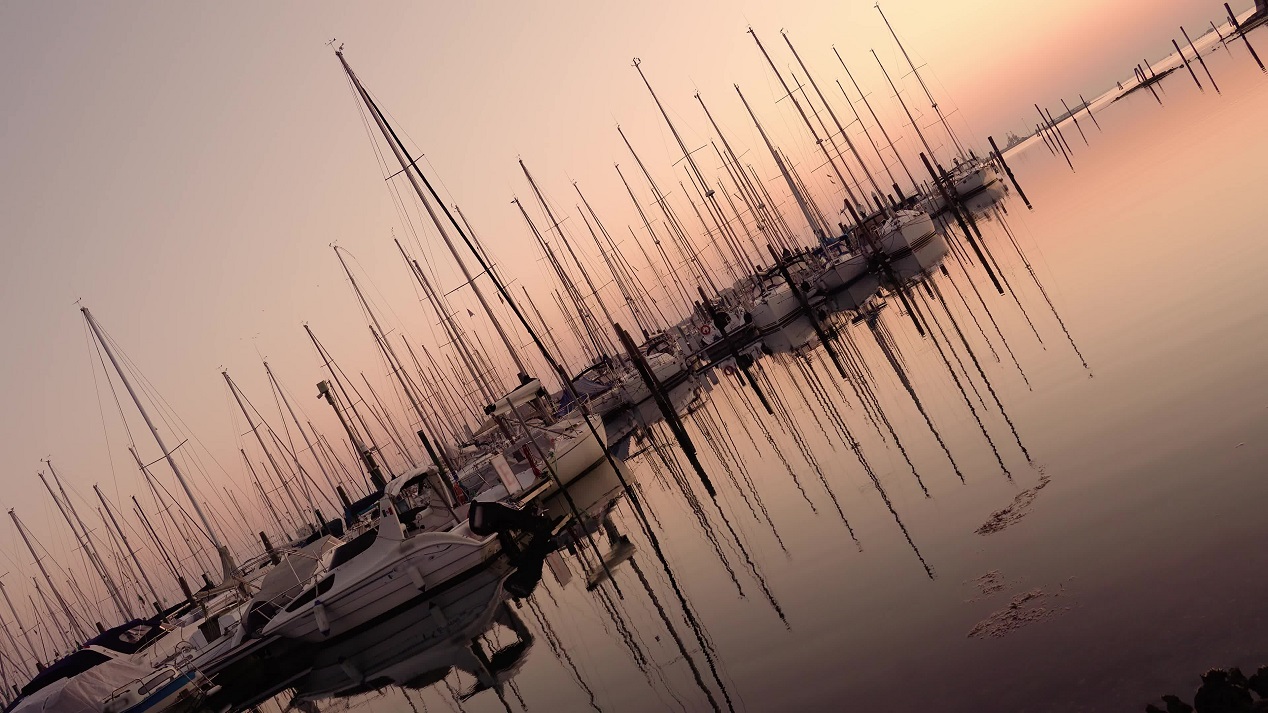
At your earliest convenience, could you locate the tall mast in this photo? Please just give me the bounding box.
[304,324,387,465]
[575,183,663,332]
[0,578,39,672]
[875,3,967,159]
[394,242,499,405]
[519,161,619,346]
[334,47,614,452]
[734,84,826,240]
[264,361,341,498]
[632,58,755,276]
[9,510,88,641]
[836,48,918,191]
[38,468,130,621]
[335,246,444,457]
[94,485,161,610]
[223,370,314,525]
[338,56,526,385]
[746,29,859,212]
[783,31,888,212]
[696,93,783,254]
[80,307,235,581]
[616,126,720,294]
[614,162,693,314]
[872,50,938,168]
[513,197,609,361]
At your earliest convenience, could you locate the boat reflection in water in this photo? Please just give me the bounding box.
[207,455,640,712]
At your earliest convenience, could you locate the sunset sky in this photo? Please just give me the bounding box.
[0,0,1235,614]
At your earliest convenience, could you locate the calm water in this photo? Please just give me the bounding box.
[250,38,1268,713]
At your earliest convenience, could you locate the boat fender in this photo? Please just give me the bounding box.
[408,565,427,591]
[723,365,737,377]
[939,264,950,277]
[743,312,753,324]
[314,600,330,637]
[760,343,774,356]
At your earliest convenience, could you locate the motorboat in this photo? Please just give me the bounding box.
[259,471,503,642]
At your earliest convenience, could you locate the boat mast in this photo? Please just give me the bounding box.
[747,29,860,214]
[335,246,446,460]
[875,3,968,160]
[614,162,694,314]
[616,126,721,295]
[632,59,755,279]
[265,361,342,499]
[520,161,619,349]
[339,57,526,386]
[695,93,786,255]
[871,50,939,169]
[9,510,88,641]
[394,241,500,405]
[0,577,40,672]
[836,48,919,192]
[223,370,315,526]
[783,31,888,213]
[38,467,131,621]
[81,307,236,581]
[575,183,664,333]
[734,84,827,241]
[92,488,157,613]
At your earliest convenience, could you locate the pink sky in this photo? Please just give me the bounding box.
[0,0,1239,619]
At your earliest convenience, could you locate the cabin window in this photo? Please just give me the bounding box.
[284,575,336,613]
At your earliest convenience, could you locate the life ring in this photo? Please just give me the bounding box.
[700,324,713,336]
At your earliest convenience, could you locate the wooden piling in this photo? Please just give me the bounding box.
[766,244,852,379]
[260,532,280,565]
[1060,98,1089,145]
[1035,104,1074,170]
[614,323,716,497]
[1079,94,1102,130]
[919,153,1005,295]
[1182,26,1220,93]
[1226,3,1265,70]
[988,136,1031,209]
[1173,39,1205,90]
[1043,107,1075,156]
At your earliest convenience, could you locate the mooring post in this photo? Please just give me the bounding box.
[1079,94,1102,130]
[1060,98,1089,145]
[988,136,1031,209]
[1212,20,1226,44]
[1226,3,1265,71]
[1044,107,1075,156]
[614,323,716,497]
[920,153,1005,295]
[1035,123,1056,155]
[1173,38,1205,90]
[1182,26,1220,92]
[260,532,280,565]
[1035,104,1074,170]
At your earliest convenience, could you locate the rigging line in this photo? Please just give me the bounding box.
[82,320,125,501]
[99,331,242,525]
